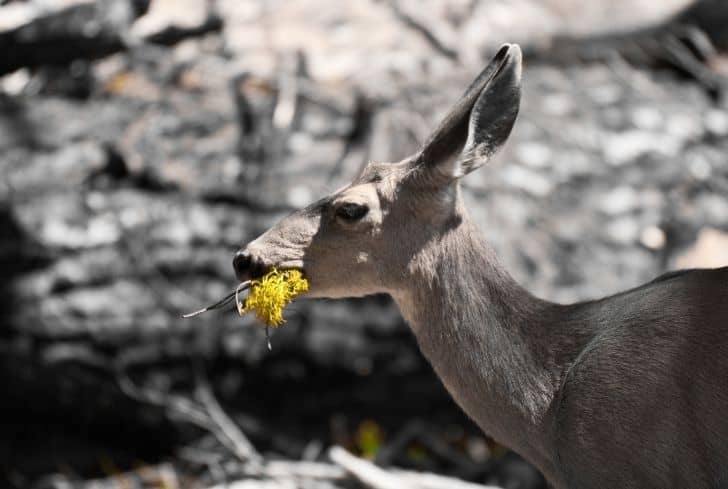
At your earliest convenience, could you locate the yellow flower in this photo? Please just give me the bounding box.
[238,269,309,326]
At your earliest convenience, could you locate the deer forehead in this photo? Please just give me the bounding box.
[331,162,408,205]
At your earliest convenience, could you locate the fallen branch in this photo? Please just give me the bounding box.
[195,368,262,464]
[328,446,504,489]
[393,468,504,489]
[262,460,347,480]
[114,352,261,465]
[329,445,414,489]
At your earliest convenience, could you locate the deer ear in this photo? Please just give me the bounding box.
[418,44,522,179]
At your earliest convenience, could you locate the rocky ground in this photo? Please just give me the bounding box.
[1,1,728,488]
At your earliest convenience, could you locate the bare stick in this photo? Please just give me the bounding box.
[329,446,504,489]
[235,280,249,315]
[393,469,505,489]
[328,446,416,489]
[195,369,262,464]
[388,0,459,62]
[263,460,347,480]
[182,281,250,318]
[115,350,260,465]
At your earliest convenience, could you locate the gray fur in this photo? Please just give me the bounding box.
[233,43,728,488]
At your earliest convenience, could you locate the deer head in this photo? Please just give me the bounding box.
[233,44,522,301]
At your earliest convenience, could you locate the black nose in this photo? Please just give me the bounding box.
[233,250,252,278]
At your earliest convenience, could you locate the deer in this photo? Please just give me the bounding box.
[232,44,728,489]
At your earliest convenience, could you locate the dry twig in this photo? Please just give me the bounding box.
[388,0,459,62]
[195,367,262,464]
[329,446,504,489]
[114,351,261,465]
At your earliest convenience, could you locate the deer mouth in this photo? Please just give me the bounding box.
[232,250,308,285]
[246,261,270,282]
[182,262,307,320]
[251,265,307,284]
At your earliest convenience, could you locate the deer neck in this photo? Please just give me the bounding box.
[391,211,567,473]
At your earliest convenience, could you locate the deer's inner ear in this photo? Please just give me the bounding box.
[416,44,522,180]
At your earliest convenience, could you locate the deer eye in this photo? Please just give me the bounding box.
[336,202,369,222]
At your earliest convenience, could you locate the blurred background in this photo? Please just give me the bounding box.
[1,0,728,488]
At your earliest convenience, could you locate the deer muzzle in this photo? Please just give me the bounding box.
[232,249,269,281]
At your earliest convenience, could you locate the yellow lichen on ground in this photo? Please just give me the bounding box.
[238,269,309,326]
